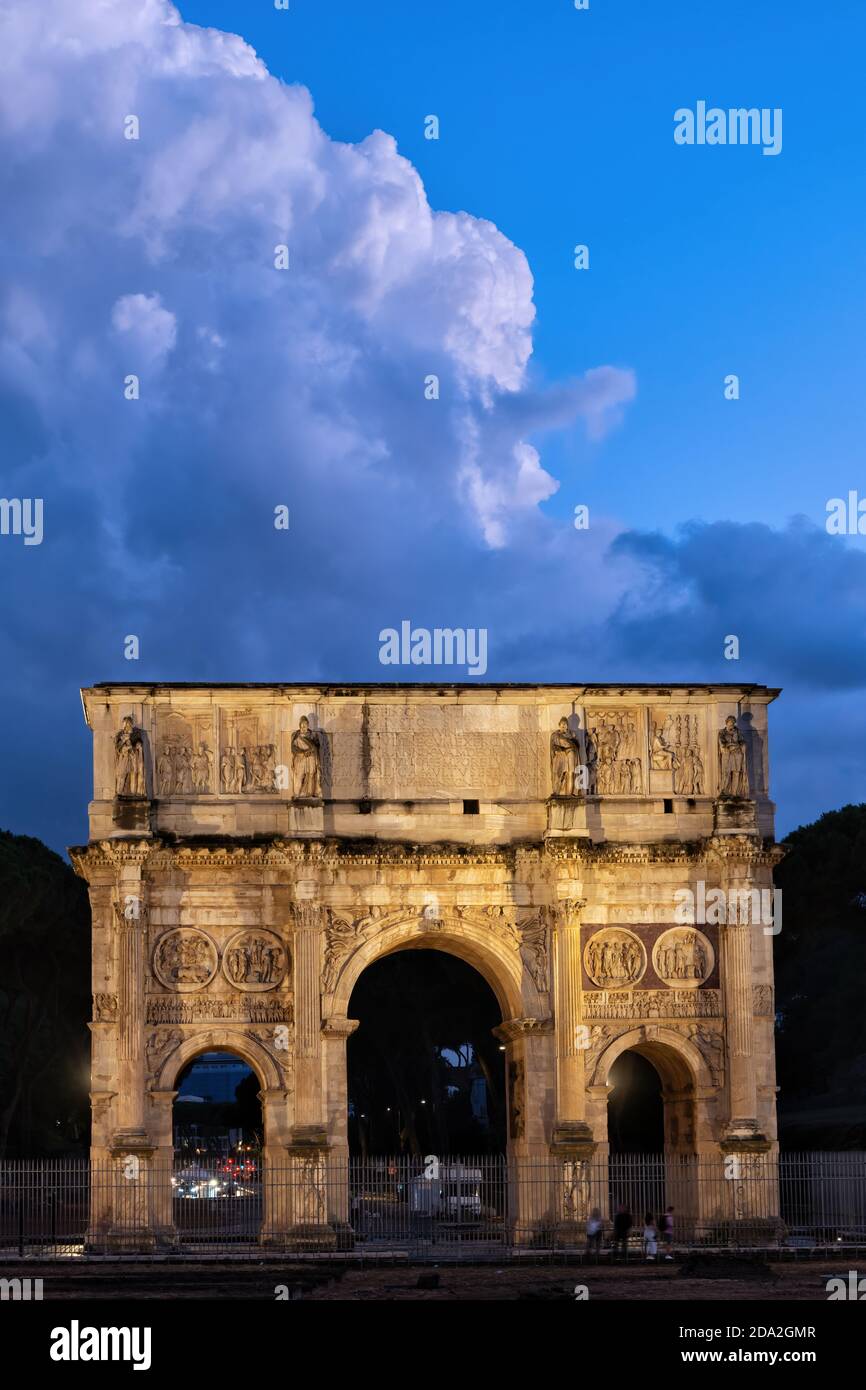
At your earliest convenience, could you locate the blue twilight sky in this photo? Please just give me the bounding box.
[0,0,864,851]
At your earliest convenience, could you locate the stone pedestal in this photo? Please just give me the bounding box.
[281,1131,338,1250]
[95,1134,158,1254]
[714,797,758,833]
[289,798,324,836]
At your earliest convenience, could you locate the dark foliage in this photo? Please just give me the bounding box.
[774,803,866,1146]
[0,829,91,1156]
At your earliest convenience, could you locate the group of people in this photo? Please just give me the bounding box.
[586,1204,675,1261]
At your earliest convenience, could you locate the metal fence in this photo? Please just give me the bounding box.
[1,1153,865,1261]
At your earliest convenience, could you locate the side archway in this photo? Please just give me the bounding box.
[156,1028,283,1095]
[591,1026,711,1093]
[590,1026,711,1162]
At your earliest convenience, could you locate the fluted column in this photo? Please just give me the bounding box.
[551,898,594,1152]
[291,902,326,1143]
[717,860,768,1148]
[114,871,148,1138]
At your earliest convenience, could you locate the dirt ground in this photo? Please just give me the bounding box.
[302,1260,844,1301]
[1,1257,848,1301]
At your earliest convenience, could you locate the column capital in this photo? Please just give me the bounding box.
[322,1016,360,1039]
[290,901,324,931]
[493,1015,553,1044]
[552,897,586,926]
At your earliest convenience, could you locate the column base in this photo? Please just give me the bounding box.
[287,1125,329,1152]
[549,1122,597,1159]
[720,1129,772,1154]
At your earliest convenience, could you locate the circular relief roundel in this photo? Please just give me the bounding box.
[652,927,714,988]
[221,929,288,992]
[583,928,646,989]
[152,928,219,993]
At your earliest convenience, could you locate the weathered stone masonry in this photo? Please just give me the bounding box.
[71,681,781,1246]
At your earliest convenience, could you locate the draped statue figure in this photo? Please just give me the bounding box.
[550,717,580,797]
[114,716,146,798]
[291,716,323,798]
[718,716,749,798]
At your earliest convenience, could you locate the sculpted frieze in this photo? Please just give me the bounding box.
[753,984,774,1016]
[651,710,705,795]
[155,709,214,796]
[583,988,722,1020]
[219,708,278,794]
[517,909,550,993]
[686,1023,725,1086]
[146,996,293,1024]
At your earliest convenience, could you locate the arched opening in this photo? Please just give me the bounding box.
[607,1051,664,1154]
[173,1050,263,1164]
[602,1036,703,1241]
[346,950,506,1157]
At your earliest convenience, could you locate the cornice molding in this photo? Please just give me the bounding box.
[69,832,783,879]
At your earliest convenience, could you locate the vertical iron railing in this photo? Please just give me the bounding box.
[1,1153,865,1259]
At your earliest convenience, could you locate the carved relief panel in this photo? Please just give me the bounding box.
[581,921,720,1020]
[652,928,715,988]
[152,928,219,992]
[584,928,646,988]
[221,930,288,991]
[146,915,293,1027]
[583,708,643,795]
[218,708,278,795]
[154,709,215,798]
[649,708,706,796]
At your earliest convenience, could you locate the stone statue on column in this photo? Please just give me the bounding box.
[550,718,580,797]
[114,717,146,799]
[291,717,323,798]
[718,716,749,798]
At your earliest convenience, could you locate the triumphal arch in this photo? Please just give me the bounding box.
[71,681,782,1248]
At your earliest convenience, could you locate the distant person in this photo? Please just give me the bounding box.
[585,1207,603,1257]
[660,1205,674,1260]
[612,1203,632,1260]
[643,1212,658,1261]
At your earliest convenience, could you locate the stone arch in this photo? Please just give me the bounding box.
[330,915,527,1023]
[590,1026,711,1092]
[155,1027,283,1094]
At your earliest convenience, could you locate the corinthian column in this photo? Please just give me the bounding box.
[290,902,326,1145]
[551,898,595,1154]
[114,873,148,1139]
[717,860,769,1149]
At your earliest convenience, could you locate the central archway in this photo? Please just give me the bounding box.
[346,949,506,1156]
[324,913,539,1159]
